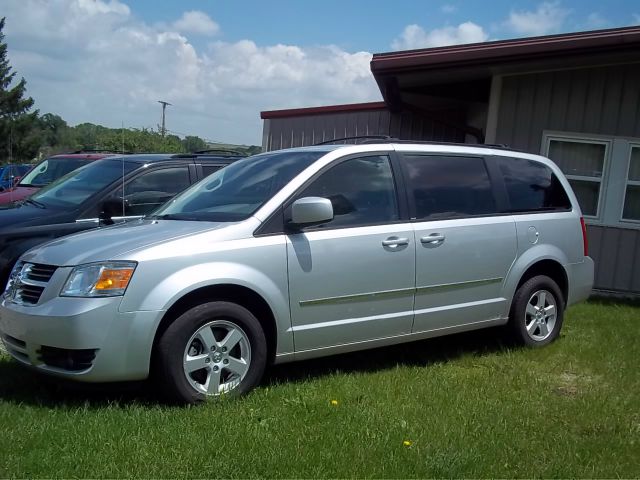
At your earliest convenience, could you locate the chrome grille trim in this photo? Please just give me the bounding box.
[7,262,58,306]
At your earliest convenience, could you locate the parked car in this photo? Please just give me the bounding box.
[0,152,244,291]
[0,164,32,191]
[0,142,594,403]
[0,152,119,205]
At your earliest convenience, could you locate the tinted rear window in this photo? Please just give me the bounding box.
[403,155,497,220]
[496,157,571,212]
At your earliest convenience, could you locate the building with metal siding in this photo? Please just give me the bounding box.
[261,102,466,150]
[260,26,640,296]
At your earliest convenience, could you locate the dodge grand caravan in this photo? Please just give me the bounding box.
[0,142,594,403]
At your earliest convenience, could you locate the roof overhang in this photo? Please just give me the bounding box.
[371,26,640,107]
[261,101,387,119]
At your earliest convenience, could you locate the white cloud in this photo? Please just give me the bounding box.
[172,10,219,36]
[505,1,571,36]
[441,4,457,14]
[2,0,380,145]
[391,22,488,50]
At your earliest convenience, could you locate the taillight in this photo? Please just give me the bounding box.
[580,217,588,257]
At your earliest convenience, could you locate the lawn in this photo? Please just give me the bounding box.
[0,300,638,478]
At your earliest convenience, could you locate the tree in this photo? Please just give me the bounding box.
[182,135,207,153]
[0,17,40,162]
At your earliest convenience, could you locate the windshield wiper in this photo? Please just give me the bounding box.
[150,213,202,221]
[22,198,47,209]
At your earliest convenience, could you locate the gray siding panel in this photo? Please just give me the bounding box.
[588,225,640,294]
[262,108,465,151]
[496,63,640,151]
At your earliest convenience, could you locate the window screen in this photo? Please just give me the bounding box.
[623,146,640,221]
[496,157,571,212]
[403,155,496,220]
[547,139,606,216]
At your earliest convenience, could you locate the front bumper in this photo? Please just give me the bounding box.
[0,295,165,382]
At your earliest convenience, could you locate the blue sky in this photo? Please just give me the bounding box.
[125,0,638,51]
[4,0,640,145]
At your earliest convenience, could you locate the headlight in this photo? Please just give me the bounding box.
[60,261,137,297]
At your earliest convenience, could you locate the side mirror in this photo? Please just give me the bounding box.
[288,197,333,229]
[99,198,125,225]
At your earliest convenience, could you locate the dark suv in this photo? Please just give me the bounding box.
[0,152,243,289]
[0,152,119,205]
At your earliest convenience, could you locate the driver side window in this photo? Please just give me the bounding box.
[297,155,399,229]
[106,166,191,217]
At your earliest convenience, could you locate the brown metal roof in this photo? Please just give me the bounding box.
[371,26,640,74]
[261,101,387,119]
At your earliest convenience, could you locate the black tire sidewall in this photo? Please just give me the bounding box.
[156,301,267,404]
[509,275,565,347]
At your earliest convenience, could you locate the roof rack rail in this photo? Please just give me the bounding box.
[70,149,131,154]
[193,149,245,156]
[384,140,511,149]
[314,136,510,150]
[314,135,395,145]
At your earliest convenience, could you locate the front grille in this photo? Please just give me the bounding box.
[12,263,58,305]
[24,264,57,282]
[16,284,44,304]
[38,346,97,372]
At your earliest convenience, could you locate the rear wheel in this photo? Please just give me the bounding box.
[507,275,565,347]
[156,301,267,404]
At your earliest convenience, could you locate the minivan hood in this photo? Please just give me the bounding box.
[21,219,251,266]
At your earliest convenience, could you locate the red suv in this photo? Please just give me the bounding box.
[0,152,119,205]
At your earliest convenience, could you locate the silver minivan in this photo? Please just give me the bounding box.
[0,143,594,403]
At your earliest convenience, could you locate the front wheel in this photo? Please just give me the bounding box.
[507,275,565,347]
[156,301,267,404]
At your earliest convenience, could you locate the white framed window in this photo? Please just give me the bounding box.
[622,144,640,223]
[543,134,610,219]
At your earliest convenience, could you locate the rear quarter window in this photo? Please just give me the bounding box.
[495,156,571,212]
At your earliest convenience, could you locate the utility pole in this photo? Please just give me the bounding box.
[158,100,171,137]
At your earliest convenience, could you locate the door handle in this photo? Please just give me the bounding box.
[382,237,409,247]
[420,234,445,244]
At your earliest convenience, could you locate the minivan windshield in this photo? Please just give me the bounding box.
[29,158,138,209]
[151,150,326,222]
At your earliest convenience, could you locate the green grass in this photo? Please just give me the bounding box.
[1,300,638,478]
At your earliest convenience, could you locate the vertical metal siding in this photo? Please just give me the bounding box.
[496,63,640,295]
[496,63,640,151]
[262,108,465,151]
[588,225,640,294]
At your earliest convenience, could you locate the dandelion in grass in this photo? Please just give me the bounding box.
[403,440,412,447]
[330,399,338,406]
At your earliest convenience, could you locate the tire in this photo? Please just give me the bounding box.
[507,275,565,347]
[155,301,267,404]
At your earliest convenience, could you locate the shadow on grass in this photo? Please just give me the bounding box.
[0,358,159,408]
[0,327,509,408]
[264,327,508,386]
